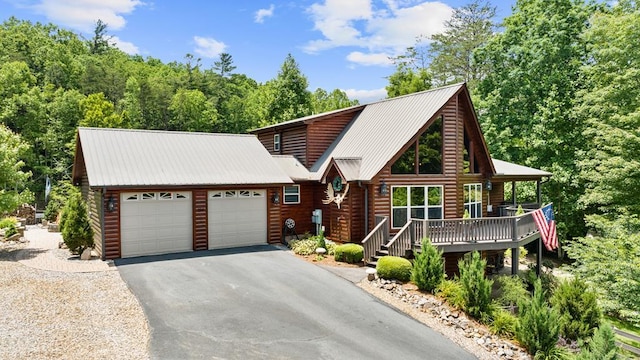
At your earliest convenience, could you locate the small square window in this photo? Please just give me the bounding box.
[124,193,139,201]
[252,191,264,198]
[274,134,281,152]
[283,185,300,204]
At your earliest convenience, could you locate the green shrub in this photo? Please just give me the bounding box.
[376,256,412,282]
[490,308,518,338]
[334,243,364,264]
[516,279,561,358]
[458,251,493,320]
[521,263,557,298]
[411,239,444,292]
[325,241,336,256]
[576,324,617,360]
[0,217,18,238]
[44,181,78,222]
[315,229,326,249]
[44,196,65,222]
[551,278,601,341]
[60,193,94,254]
[289,238,318,255]
[436,279,465,309]
[495,275,529,311]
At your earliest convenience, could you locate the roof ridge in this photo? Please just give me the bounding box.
[78,127,255,137]
[364,82,465,106]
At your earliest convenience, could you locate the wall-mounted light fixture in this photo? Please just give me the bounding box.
[271,190,280,205]
[380,180,389,196]
[107,195,115,212]
[484,179,493,191]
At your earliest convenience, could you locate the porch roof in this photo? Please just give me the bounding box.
[272,155,312,181]
[491,159,552,180]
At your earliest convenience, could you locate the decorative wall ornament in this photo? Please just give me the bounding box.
[322,181,350,209]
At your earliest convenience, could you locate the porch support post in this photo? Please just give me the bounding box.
[536,180,542,206]
[511,217,519,275]
[511,247,519,275]
[511,181,517,205]
[536,236,542,277]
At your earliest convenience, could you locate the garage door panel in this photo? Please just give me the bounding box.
[121,192,193,258]
[208,190,267,249]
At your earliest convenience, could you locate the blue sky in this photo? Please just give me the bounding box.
[1,0,515,103]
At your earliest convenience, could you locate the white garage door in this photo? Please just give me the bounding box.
[208,190,267,249]
[120,192,193,257]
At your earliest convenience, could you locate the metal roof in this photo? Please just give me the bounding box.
[250,104,366,132]
[331,158,362,182]
[272,155,311,181]
[77,128,293,187]
[492,159,552,178]
[310,83,465,181]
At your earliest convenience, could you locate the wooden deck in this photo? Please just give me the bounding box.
[382,212,540,258]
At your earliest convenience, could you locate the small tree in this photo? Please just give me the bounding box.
[60,193,94,255]
[411,238,445,292]
[458,251,493,320]
[551,278,601,342]
[516,279,561,358]
[576,324,617,360]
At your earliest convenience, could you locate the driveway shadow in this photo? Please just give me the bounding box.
[114,244,283,266]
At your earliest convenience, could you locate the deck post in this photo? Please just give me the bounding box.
[410,221,416,247]
[511,181,517,205]
[536,180,542,206]
[536,236,542,276]
[511,217,519,275]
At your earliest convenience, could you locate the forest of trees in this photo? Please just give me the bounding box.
[1,0,639,320]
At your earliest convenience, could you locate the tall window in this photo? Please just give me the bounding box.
[273,134,281,152]
[392,116,443,174]
[464,183,482,218]
[391,185,443,228]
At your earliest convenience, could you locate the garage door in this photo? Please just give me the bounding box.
[208,190,267,249]
[120,192,193,257]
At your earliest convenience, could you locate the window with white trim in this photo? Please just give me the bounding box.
[141,192,155,201]
[159,192,172,200]
[175,192,189,199]
[124,193,139,201]
[391,185,443,228]
[274,134,281,152]
[464,183,482,218]
[283,185,300,204]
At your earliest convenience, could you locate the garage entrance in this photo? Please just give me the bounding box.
[208,190,267,249]
[120,191,193,257]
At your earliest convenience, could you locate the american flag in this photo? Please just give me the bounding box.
[532,204,558,251]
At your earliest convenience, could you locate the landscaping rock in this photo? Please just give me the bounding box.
[81,248,92,260]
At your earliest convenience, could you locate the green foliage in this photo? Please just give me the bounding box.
[264,54,312,125]
[410,239,444,292]
[59,193,94,254]
[436,279,465,309]
[565,231,640,324]
[551,278,601,341]
[495,275,529,311]
[0,124,32,215]
[334,243,364,264]
[0,217,18,237]
[521,264,558,300]
[315,230,326,250]
[576,324,617,360]
[489,308,518,338]
[458,251,493,319]
[516,279,561,358]
[376,256,413,282]
[516,205,524,215]
[44,181,77,222]
[428,0,496,92]
[289,238,318,256]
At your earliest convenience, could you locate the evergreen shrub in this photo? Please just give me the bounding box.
[458,251,493,320]
[551,278,601,341]
[376,256,412,282]
[334,243,364,264]
[60,193,94,254]
[410,238,444,292]
[516,279,560,358]
[436,279,465,309]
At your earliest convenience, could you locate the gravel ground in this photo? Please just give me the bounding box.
[0,243,149,360]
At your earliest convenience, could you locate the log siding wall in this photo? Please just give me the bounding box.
[192,190,208,250]
[306,114,355,167]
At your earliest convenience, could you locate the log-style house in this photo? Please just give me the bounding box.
[73,83,550,273]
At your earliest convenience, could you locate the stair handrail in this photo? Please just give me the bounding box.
[386,220,413,257]
[362,216,388,263]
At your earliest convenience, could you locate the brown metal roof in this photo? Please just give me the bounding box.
[76,127,293,187]
[310,83,465,181]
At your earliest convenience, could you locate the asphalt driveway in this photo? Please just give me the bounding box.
[117,246,474,360]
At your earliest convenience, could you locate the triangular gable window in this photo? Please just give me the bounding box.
[463,124,480,174]
[391,116,443,174]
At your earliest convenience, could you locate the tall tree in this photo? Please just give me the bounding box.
[311,88,359,113]
[213,53,236,77]
[0,124,32,214]
[89,20,111,55]
[265,54,312,124]
[475,0,593,241]
[80,93,123,128]
[168,88,217,132]
[577,3,640,222]
[429,0,496,92]
[386,43,432,97]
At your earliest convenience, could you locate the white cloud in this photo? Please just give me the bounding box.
[346,51,393,66]
[31,0,143,32]
[343,87,387,103]
[193,36,227,58]
[255,4,275,23]
[304,0,453,66]
[111,36,139,55]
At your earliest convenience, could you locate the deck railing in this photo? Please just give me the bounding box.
[362,216,388,263]
[413,212,538,247]
[387,221,413,257]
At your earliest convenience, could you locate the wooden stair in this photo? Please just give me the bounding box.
[365,244,389,268]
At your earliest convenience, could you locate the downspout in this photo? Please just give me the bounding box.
[358,181,368,234]
[101,186,107,261]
